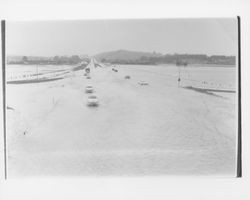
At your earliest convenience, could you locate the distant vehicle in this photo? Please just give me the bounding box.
[138,81,149,86]
[87,95,99,107]
[125,75,130,79]
[85,85,94,93]
[94,63,102,68]
[86,76,91,79]
[85,68,90,73]
[83,73,88,76]
[112,68,118,72]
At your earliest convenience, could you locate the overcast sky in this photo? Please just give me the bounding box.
[6,18,237,57]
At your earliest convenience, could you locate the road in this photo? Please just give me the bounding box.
[6,59,237,177]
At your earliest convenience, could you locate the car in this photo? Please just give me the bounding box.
[85,85,94,93]
[125,75,130,79]
[87,95,99,107]
[86,76,91,79]
[138,81,149,86]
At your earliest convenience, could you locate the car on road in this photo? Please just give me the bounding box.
[86,76,91,79]
[125,75,131,79]
[85,85,94,93]
[87,95,99,107]
[138,81,149,86]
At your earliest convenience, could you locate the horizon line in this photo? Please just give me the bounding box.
[6,50,236,58]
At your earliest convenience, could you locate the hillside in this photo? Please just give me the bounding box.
[94,50,236,66]
[94,49,162,62]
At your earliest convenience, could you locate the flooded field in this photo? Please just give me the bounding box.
[6,62,238,177]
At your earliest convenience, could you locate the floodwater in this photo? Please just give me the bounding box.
[6,63,238,177]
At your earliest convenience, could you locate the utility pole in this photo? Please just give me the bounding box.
[178,66,181,87]
[36,65,38,81]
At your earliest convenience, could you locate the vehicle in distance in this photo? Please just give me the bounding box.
[87,95,99,107]
[85,85,94,93]
[86,76,91,79]
[138,81,149,86]
[125,75,131,79]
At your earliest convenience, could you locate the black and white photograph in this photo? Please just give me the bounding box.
[4,18,239,178]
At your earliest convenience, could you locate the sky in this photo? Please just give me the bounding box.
[6,18,238,57]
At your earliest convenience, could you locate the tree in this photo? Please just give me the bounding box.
[101,58,107,63]
[69,55,81,64]
[22,56,28,63]
[53,55,60,61]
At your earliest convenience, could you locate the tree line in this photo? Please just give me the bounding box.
[8,55,89,65]
[100,54,236,66]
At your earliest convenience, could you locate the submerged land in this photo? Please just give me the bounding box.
[6,56,237,177]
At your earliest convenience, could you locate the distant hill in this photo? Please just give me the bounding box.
[94,49,162,62]
[94,50,236,66]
